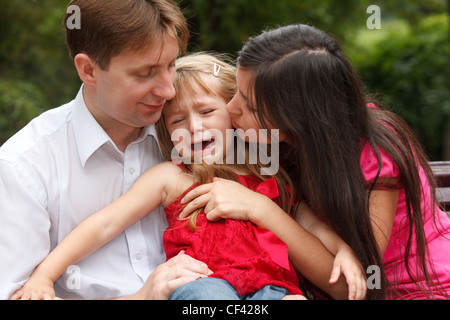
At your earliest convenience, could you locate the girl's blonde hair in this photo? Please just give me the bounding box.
[156,52,294,229]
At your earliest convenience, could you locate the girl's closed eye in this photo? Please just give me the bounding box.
[200,109,215,116]
[172,117,185,125]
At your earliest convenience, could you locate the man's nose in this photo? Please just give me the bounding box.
[153,71,176,101]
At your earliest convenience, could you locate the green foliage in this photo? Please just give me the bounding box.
[347,14,450,160]
[0,0,80,145]
[0,79,45,142]
[178,0,373,54]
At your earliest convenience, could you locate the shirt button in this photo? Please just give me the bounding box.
[128,168,135,175]
[135,253,142,260]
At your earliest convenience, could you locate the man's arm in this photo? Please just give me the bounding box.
[0,160,51,299]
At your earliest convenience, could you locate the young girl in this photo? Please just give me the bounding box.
[10,53,366,300]
[179,26,450,300]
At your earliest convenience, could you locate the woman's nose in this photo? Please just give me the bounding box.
[226,94,242,115]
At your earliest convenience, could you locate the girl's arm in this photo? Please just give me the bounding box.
[179,178,357,300]
[10,161,177,300]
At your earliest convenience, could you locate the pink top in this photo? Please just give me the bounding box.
[361,143,450,299]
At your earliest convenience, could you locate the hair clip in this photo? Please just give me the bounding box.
[213,63,221,77]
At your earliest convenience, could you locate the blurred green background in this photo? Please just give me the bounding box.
[1,0,449,160]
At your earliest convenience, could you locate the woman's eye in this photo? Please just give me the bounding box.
[245,103,257,112]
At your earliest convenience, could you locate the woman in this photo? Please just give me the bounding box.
[180,24,450,299]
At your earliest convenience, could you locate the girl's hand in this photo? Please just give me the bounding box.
[329,245,367,300]
[9,273,55,300]
[179,178,275,227]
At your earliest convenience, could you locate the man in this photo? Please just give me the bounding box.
[0,0,210,300]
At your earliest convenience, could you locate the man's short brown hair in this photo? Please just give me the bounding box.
[64,0,189,70]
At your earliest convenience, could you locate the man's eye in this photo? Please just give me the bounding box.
[136,68,156,78]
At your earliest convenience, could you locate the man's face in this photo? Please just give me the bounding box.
[89,33,179,133]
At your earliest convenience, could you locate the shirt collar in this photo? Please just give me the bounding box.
[72,85,160,167]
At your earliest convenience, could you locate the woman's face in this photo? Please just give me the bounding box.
[226,67,289,144]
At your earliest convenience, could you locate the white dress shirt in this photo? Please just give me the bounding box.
[0,86,168,299]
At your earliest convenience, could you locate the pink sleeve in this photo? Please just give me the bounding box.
[360,142,400,183]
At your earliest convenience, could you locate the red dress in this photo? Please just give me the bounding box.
[163,174,303,297]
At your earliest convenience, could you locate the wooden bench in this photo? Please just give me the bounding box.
[430,161,450,217]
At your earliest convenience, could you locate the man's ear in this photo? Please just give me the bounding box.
[74,53,98,86]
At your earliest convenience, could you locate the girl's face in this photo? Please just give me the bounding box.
[226,67,289,144]
[163,83,233,164]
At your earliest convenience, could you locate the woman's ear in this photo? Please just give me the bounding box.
[74,53,98,86]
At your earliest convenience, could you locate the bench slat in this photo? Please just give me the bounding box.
[436,187,450,207]
[430,161,450,217]
[430,161,450,187]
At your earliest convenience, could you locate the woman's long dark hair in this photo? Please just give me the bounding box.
[237,24,444,299]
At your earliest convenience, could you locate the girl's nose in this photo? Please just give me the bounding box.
[188,116,203,135]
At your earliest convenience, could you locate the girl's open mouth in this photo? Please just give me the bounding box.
[191,138,215,153]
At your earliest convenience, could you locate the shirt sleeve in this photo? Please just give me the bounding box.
[360,142,401,188]
[0,160,51,299]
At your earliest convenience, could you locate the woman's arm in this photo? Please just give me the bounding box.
[179,178,354,299]
[295,201,367,300]
[366,183,399,257]
[257,201,354,300]
[295,201,346,254]
[10,162,175,300]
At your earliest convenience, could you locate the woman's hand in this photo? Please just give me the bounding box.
[329,245,367,300]
[179,178,275,227]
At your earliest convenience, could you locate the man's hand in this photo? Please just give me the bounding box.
[127,251,212,300]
